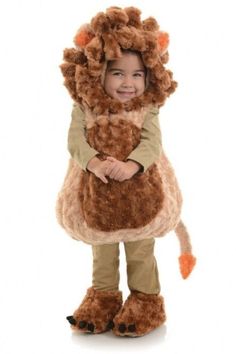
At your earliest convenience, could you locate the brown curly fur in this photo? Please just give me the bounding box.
[79,164,164,231]
[76,114,164,231]
[68,287,122,334]
[86,118,141,160]
[60,6,177,115]
[113,291,166,337]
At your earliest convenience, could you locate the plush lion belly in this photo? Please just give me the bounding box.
[77,111,164,231]
[78,164,164,231]
[56,109,182,244]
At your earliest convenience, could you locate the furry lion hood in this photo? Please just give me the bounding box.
[60,6,177,115]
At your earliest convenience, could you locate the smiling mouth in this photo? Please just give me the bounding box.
[117,91,135,96]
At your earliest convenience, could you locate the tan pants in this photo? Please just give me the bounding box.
[92,238,160,294]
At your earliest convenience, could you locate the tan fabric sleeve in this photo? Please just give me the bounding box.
[67,104,99,171]
[127,107,162,172]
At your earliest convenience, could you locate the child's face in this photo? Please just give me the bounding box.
[104,52,146,103]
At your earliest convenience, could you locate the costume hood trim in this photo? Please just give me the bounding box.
[60,6,177,115]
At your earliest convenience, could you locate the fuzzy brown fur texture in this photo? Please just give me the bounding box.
[61,6,177,115]
[67,287,122,334]
[78,163,164,231]
[112,291,166,337]
[78,115,164,231]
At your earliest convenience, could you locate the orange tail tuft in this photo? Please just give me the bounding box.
[179,253,196,279]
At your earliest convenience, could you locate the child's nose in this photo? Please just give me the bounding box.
[122,75,133,87]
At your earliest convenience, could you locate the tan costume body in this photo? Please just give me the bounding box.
[68,104,162,293]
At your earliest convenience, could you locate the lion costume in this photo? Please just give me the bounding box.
[56,6,196,337]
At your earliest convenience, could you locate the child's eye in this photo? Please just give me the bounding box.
[133,73,143,78]
[112,72,123,76]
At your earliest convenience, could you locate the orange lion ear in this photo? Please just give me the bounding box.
[74,25,95,48]
[156,31,169,55]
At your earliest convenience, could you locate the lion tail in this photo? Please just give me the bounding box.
[174,220,196,279]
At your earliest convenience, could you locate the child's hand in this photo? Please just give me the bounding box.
[86,157,111,184]
[105,156,141,182]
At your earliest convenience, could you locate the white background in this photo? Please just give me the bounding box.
[0,0,236,353]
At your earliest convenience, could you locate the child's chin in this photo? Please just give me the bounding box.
[116,96,135,103]
[119,98,132,103]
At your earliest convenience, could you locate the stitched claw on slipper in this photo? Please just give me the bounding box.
[78,320,87,329]
[67,287,123,334]
[128,324,136,332]
[106,320,114,330]
[118,323,126,333]
[66,316,77,326]
[87,322,95,332]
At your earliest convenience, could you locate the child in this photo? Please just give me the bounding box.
[67,50,164,336]
[57,6,196,337]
